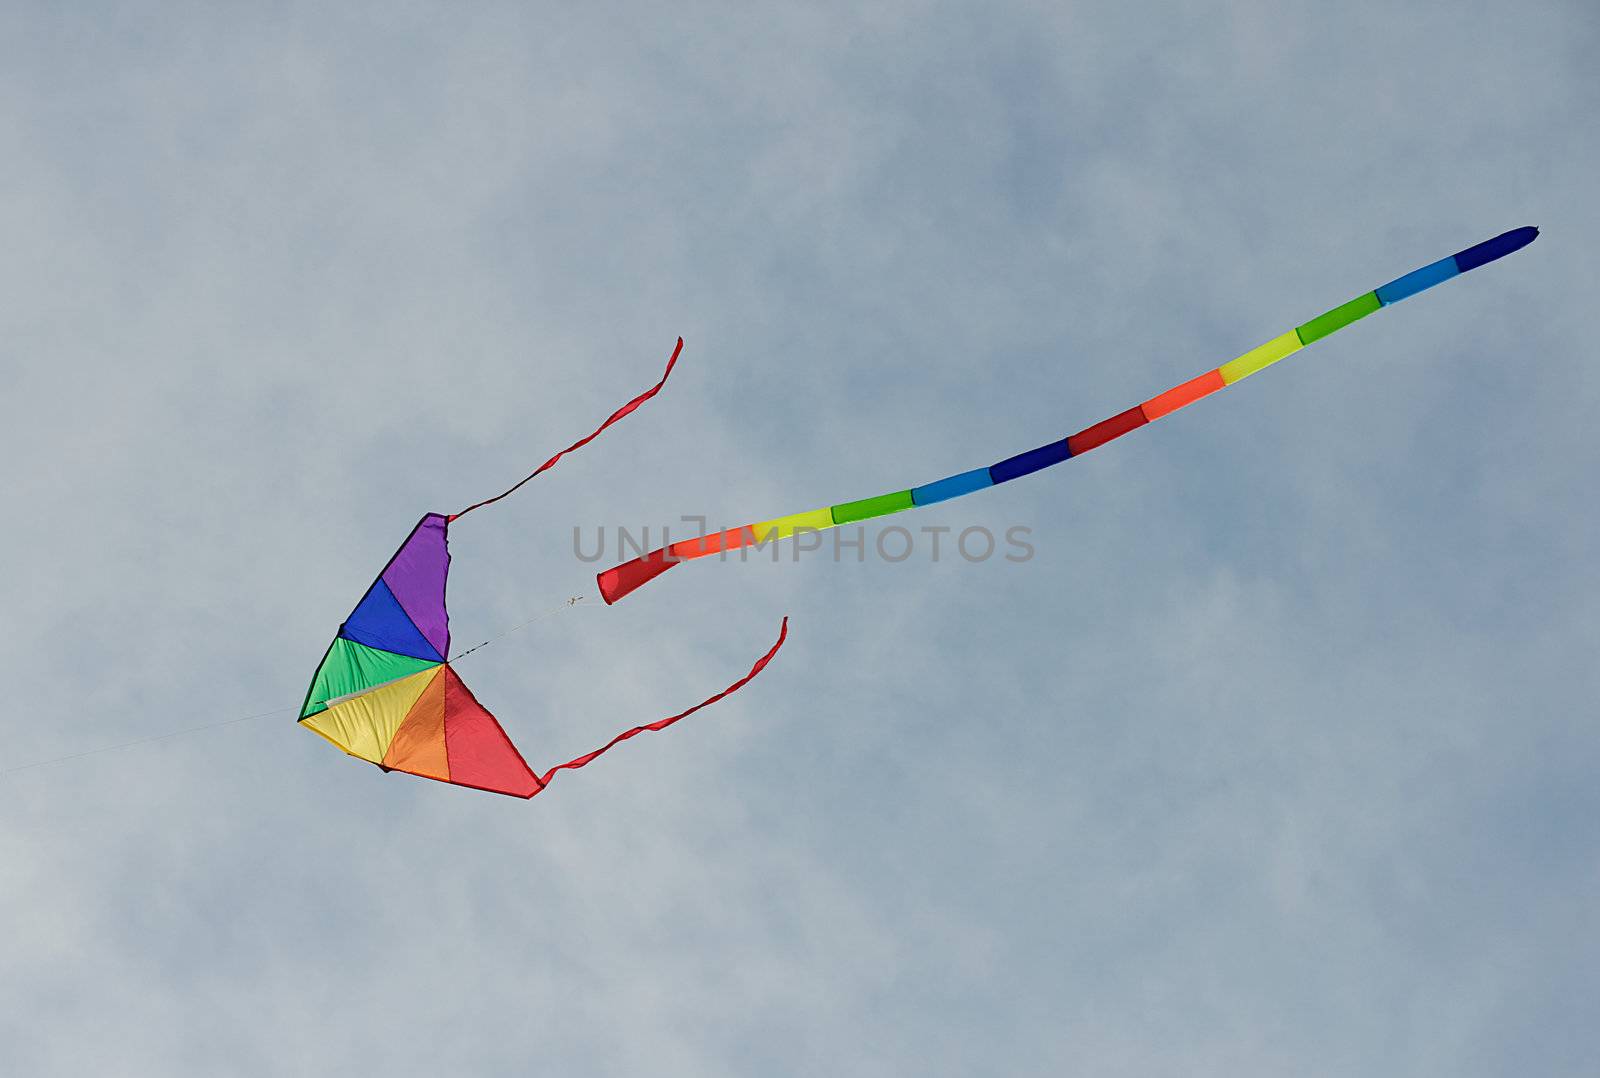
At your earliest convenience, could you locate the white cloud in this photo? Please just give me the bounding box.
[1,3,1594,1075]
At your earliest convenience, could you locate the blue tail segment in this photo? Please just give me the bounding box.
[989,439,1072,485]
[1377,256,1459,306]
[912,468,995,506]
[1453,226,1539,273]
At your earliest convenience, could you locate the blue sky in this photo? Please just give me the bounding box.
[2,3,1595,1075]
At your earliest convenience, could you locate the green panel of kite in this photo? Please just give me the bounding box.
[300,637,442,719]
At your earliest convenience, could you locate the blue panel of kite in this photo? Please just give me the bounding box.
[340,578,445,662]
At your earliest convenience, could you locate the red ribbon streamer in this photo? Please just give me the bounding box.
[535,617,789,791]
[451,337,684,521]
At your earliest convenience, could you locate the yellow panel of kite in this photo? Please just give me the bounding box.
[302,666,441,764]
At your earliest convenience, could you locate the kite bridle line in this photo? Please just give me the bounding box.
[447,593,595,664]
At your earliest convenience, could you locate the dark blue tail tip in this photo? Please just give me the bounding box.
[1453,226,1539,272]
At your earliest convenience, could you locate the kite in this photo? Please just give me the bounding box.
[302,225,1536,798]
[299,341,788,798]
[597,226,1540,602]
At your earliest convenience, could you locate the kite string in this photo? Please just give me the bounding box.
[0,706,297,778]
[2,596,595,781]
[449,337,684,522]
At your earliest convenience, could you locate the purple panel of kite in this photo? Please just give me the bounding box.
[381,513,451,659]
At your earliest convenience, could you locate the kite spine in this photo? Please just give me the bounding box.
[598,226,1539,603]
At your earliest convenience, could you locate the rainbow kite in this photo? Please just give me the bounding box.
[299,344,788,798]
[302,226,1536,798]
[597,226,1539,603]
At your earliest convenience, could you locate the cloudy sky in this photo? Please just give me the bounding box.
[2,3,1595,1075]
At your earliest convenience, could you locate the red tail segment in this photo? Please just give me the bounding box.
[598,549,679,605]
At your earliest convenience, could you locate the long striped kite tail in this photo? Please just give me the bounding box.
[451,336,684,521]
[534,617,789,790]
[597,226,1539,603]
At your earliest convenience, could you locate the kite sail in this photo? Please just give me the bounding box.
[597,226,1539,603]
[300,339,789,798]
